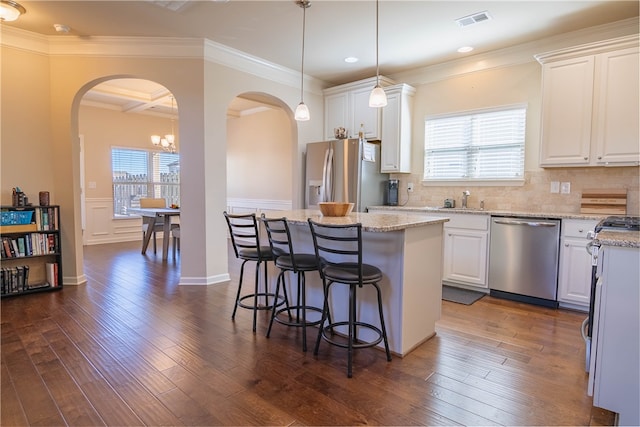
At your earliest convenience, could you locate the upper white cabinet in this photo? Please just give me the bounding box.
[536,36,639,167]
[380,84,416,173]
[323,76,395,141]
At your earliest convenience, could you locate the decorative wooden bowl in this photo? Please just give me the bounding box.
[318,202,354,217]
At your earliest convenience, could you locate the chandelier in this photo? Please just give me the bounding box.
[151,96,177,153]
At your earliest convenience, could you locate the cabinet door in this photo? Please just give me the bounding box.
[443,229,488,288]
[380,91,402,172]
[352,87,380,140]
[324,92,349,140]
[593,47,640,165]
[539,56,594,166]
[557,236,592,308]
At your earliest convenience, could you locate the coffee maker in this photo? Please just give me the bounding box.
[386,179,399,206]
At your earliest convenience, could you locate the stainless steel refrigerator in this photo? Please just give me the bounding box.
[304,139,389,212]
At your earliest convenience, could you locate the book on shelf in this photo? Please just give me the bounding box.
[17,237,26,257]
[46,262,58,287]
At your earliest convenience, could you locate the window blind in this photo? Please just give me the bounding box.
[424,106,526,182]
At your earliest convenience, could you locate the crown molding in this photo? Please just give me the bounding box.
[202,38,325,96]
[1,26,324,96]
[391,17,639,86]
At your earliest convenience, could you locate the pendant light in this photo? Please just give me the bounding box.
[294,0,311,121]
[369,0,387,108]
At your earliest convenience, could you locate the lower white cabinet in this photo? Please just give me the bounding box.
[367,209,490,289]
[557,219,599,310]
[590,245,640,426]
[442,214,489,289]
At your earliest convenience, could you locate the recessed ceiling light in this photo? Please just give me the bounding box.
[344,57,359,63]
[457,46,474,53]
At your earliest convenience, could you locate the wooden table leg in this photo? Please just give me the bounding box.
[141,217,155,254]
[162,215,171,261]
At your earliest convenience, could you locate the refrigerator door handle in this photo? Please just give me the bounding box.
[322,147,334,202]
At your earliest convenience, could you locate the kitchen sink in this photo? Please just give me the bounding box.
[424,206,484,211]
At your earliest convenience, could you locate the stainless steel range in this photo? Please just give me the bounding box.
[582,215,640,372]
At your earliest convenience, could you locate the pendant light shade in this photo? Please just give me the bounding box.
[369,0,387,108]
[295,0,311,121]
[295,102,310,121]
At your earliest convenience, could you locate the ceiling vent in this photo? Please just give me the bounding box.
[455,11,492,27]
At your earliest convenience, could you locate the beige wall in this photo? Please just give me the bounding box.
[79,105,176,200]
[1,40,325,286]
[0,47,54,204]
[394,61,640,215]
[227,107,292,201]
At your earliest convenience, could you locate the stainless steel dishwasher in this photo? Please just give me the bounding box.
[489,216,561,308]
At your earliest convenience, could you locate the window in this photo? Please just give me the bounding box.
[111,148,180,216]
[424,105,526,183]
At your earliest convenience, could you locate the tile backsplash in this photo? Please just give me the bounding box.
[392,167,639,215]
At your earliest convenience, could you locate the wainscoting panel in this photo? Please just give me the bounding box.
[85,198,293,246]
[84,198,142,246]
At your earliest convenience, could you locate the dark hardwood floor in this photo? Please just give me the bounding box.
[2,240,614,426]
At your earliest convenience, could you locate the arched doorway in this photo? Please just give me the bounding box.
[78,78,180,247]
[226,92,297,213]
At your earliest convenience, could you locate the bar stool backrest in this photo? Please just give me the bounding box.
[260,216,296,264]
[307,219,364,282]
[223,211,264,260]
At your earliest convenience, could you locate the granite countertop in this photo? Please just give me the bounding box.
[595,231,640,249]
[368,205,605,221]
[262,209,449,233]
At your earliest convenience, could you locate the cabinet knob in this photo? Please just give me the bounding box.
[584,157,588,160]
[597,156,602,160]
[565,243,569,247]
[578,229,583,233]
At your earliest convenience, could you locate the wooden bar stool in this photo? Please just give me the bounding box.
[261,216,323,352]
[307,219,391,378]
[224,212,286,333]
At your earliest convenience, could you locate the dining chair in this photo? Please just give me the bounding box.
[224,211,285,333]
[307,219,391,378]
[261,215,323,352]
[140,197,166,254]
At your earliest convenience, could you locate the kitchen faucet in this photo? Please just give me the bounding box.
[462,190,470,208]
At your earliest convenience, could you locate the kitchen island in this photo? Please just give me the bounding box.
[261,209,449,356]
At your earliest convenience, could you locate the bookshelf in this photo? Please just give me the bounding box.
[1,205,62,297]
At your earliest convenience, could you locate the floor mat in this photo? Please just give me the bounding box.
[442,285,485,305]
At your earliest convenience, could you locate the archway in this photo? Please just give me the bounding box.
[77,78,180,248]
[226,92,297,213]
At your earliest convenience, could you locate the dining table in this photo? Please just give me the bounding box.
[128,207,180,261]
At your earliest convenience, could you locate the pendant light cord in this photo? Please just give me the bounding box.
[300,1,307,102]
[375,0,380,86]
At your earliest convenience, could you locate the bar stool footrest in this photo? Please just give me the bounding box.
[321,321,383,349]
[237,292,286,311]
[273,305,323,328]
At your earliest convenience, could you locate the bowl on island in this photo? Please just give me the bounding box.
[318,202,354,217]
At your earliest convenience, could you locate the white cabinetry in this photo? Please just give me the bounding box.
[557,219,599,310]
[380,84,415,173]
[367,209,490,289]
[536,36,639,167]
[589,245,639,426]
[442,214,489,289]
[323,76,394,141]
